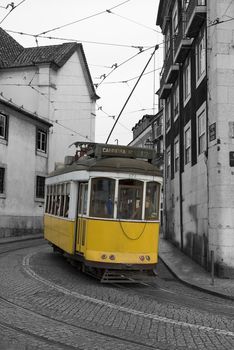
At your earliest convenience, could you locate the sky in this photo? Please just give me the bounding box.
[0,0,163,145]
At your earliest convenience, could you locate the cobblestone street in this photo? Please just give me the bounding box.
[1,243,234,349]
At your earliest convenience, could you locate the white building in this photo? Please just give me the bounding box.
[0,28,99,172]
[0,98,52,236]
[0,28,98,237]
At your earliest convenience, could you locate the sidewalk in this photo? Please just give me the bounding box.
[0,233,43,245]
[159,237,234,300]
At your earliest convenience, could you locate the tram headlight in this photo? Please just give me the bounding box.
[145,255,150,261]
[139,256,145,261]
[101,254,107,260]
[109,254,115,260]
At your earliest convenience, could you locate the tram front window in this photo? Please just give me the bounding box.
[90,178,115,218]
[117,179,143,220]
[145,182,160,220]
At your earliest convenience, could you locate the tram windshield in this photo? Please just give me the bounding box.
[117,179,143,220]
[90,178,115,218]
[145,182,160,220]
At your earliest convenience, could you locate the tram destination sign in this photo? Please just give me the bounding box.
[94,143,154,160]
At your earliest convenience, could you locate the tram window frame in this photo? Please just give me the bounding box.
[78,183,88,216]
[117,179,143,220]
[89,177,115,219]
[45,182,70,218]
[145,182,160,221]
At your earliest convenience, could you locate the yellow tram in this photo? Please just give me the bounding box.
[44,142,162,282]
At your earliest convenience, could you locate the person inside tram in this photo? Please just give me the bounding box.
[105,196,113,216]
[145,195,156,220]
[131,197,142,220]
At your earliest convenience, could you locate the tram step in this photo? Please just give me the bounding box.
[101,269,154,283]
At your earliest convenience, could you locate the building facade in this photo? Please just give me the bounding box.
[0,28,98,172]
[0,28,98,237]
[0,98,51,236]
[157,0,234,277]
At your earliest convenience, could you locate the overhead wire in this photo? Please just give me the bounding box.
[108,10,162,34]
[36,0,131,36]
[5,29,151,49]
[96,45,155,88]
[99,67,162,84]
[0,0,26,25]
[221,0,233,19]
[105,45,159,144]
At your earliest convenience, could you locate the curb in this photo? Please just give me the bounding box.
[159,255,234,302]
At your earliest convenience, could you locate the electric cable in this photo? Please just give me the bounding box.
[5,29,150,49]
[0,0,26,25]
[36,0,131,36]
[96,46,155,88]
[109,11,162,34]
[105,45,159,144]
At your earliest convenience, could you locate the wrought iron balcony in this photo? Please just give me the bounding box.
[185,0,207,38]
[164,40,179,84]
[174,14,193,63]
[158,69,172,99]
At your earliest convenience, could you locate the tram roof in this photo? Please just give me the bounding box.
[48,156,162,178]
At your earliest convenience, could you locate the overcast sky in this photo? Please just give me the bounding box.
[1,0,163,145]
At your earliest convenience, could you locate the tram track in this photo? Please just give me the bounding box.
[0,243,162,350]
[112,272,234,319]
[0,292,160,350]
[0,237,46,255]
[2,242,234,349]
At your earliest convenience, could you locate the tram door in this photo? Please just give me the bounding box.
[76,183,88,254]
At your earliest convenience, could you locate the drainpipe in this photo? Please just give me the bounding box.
[179,65,184,251]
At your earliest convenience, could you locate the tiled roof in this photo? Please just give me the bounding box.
[0,27,99,100]
[12,42,78,68]
[0,28,24,67]
[0,27,78,68]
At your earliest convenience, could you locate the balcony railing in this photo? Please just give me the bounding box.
[156,125,163,138]
[164,38,179,84]
[185,0,206,37]
[158,69,172,99]
[174,13,193,63]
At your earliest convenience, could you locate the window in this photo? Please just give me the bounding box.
[0,113,7,140]
[45,183,70,217]
[182,0,190,9]
[0,167,5,194]
[166,148,171,178]
[183,58,191,104]
[145,182,160,221]
[198,110,206,155]
[78,183,88,216]
[165,29,170,58]
[36,176,45,198]
[172,1,178,36]
[90,178,115,218]
[37,129,47,153]
[196,29,206,83]
[165,97,171,130]
[174,140,179,173]
[184,127,191,165]
[173,82,179,120]
[117,179,143,220]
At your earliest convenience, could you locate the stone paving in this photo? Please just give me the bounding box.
[1,242,234,349]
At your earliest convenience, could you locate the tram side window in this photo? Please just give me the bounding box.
[145,182,160,220]
[90,178,115,218]
[117,179,143,220]
[45,183,70,217]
